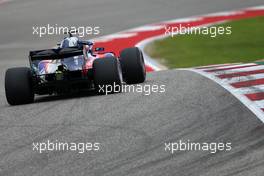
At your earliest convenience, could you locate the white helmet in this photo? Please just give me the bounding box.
[60,37,79,48]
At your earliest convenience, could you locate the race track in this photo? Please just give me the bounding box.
[0,0,264,175]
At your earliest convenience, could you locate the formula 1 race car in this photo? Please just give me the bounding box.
[5,33,146,105]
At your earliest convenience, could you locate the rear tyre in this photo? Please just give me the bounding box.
[5,67,35,105]
[120,47,146,84]
[93,57,122,94]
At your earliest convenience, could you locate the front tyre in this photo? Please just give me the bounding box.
[120,47,146,84]
[5,67,35,105]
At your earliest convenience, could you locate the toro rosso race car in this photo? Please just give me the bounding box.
[5,33,146,105]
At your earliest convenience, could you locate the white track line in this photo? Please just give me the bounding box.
[202,63,257,72]
[209,65,264,76]
[195,63,239,69]
[246,6,264,10]
[127,25,164,32]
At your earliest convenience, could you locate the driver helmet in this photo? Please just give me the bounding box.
[60,37,79,48]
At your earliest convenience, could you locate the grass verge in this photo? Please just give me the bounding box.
[145,16,264,68]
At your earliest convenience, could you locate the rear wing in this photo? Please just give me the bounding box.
[29,47,83,61]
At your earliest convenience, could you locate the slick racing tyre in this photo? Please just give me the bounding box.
[93,57,122,94]
[120,47,146,84]
[5,67,35,105]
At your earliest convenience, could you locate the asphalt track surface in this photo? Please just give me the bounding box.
[1,0,264,175]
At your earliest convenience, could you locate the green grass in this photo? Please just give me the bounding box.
[145,16,264,68]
